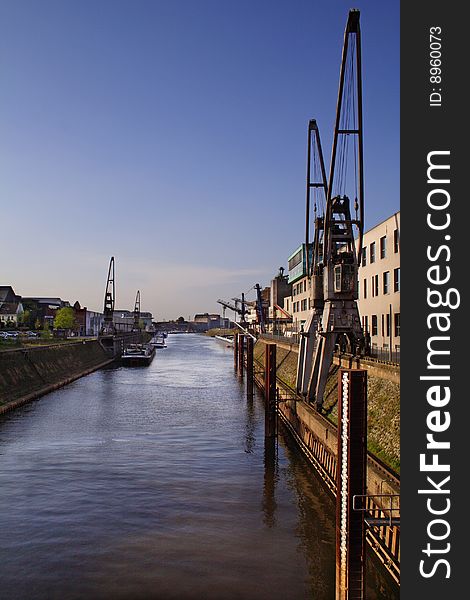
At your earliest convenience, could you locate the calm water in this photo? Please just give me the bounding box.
[0,334,397,599]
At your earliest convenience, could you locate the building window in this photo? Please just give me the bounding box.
[394,313,401,337]
[394,229,399,253]
[362,247,367,267]
[370,242,376,263]
[380,236,387,259]
[383,271,390,294]
[363,279,367,299]
[364,315,369,333]
[372,274,379,296]
[386,313,390,337]
[301,299,307,311]
[394,268,400,292]
[372,315,378,336]
[381,314,384,336]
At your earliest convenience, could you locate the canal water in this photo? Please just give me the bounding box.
[0,334,397,599]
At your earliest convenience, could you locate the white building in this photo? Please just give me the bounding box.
[85,310,104,336]
[357,212,400,353]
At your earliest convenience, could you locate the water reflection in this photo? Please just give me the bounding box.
[0,334,398,599]
[262,436,278,528]
[244,395,256,454]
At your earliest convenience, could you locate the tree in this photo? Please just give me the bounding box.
[176,316,185,323]
[35,318,41,330]
[54,307,75,330]
[18,309,31,328]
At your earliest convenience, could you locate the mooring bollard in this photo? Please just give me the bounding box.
[264,343,276,437]
[238,334,245,377]
[246,336,254,398]
[336,369,367,600]
[234,333,239,373]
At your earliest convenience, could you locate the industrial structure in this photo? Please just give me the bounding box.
[296,7,365,411]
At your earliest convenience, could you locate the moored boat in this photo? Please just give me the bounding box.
[122,343,156,366]
[150,334,167,348]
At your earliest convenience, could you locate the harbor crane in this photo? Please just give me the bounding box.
[101,256,116,335]
[133,290,141,331]
[217,293,247,324]
[297,9,365,410]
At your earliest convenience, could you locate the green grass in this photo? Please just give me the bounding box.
[204,328,238,337]
[0,337,93,351]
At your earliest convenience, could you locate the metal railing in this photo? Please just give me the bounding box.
[368,346,400,365]
[261,332,300,345]
[264,330,400,366]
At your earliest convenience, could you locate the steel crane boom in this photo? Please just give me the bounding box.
[298,9,365,410]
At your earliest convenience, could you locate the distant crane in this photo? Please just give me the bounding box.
[101,256,116,335]
[133,290,141,331]
[297,9,365,410]
[217,293,247,324]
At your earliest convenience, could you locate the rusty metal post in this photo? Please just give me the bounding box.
[336,369,367,600]
[238,334,244,377]
[246,336,254,398]
[234,333,239,372]
[264,343,277,437]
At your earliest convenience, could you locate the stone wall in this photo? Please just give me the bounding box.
[0,341,113,413]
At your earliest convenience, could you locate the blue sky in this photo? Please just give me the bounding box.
[0,0,399,320]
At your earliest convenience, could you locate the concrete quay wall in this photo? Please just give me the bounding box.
[0,341,114,414]
[254,337,400,470]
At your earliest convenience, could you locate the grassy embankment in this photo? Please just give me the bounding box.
[204,328,238,337]
[0,337,97,351]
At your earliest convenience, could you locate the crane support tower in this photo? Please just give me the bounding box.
[297,9,365,410]
[102,256,116,335]
[255,283,266,334]
[133,290,141,331]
